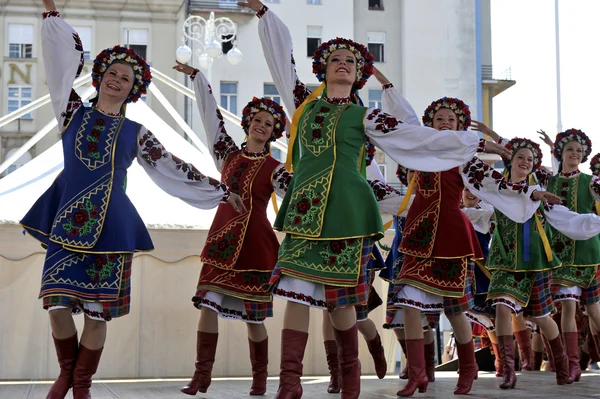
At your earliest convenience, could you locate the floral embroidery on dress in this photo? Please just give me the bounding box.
[273,165,293,192]
[420,172,435,190]
[206,231,238,261]
[406,219,435,248]
[86,118,106,159]
[369,180,400,201]
[287,190,324,227]
[61,90,83,128]
[366,109,401,133]
[86,254,117,283]
[227,161,250,194]
[62,199,99,237]
[319,239,360,268]
[432,258,462,281]
[310,106,331,144]
[324,96,351,105]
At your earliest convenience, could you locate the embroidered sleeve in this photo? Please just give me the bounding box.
[590,175,600,202]
[272,164,294,198]
[460,156,542,223]
[534,167,552,188]
[368,180,411,215]
[258,7,307,114]
[381,85,421,126]
[545,204,600,240]
[477,139,487,153]
[137,127,230,209]
[42,11,84,130]
[191,68,240,172]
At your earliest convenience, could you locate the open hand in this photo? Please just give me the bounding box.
[537,130,554,148]
[237,0,264,12]
[532,190,562,205]
[471,120,499,142]
[483,141,512,159]
[172,61,196,75]
[227,193,248,213]
[42,0,56,11]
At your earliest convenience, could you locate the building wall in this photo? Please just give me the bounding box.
[0,1,186,176]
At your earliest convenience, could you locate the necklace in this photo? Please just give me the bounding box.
[94,106,121,117]
[559,169,579,178]
[324,96,352,105]
[242,147,269,158]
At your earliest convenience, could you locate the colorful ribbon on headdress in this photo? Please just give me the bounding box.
[285,83,326,172]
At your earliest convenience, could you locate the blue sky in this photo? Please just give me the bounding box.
[491,0,598,168]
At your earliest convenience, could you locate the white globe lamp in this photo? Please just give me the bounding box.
[227,45,243,65]
[176,44,192,64]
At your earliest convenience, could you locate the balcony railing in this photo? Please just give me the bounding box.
[189,0,254,13]
[482,65,513,81]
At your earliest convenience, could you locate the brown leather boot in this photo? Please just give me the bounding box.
[397,339,428,397]
[491,343,503,377]
[514,329,534,371]
[497,335,516,389]
[563,332,581,383]
[548,335,569,385]
[533,351,543,371]
[324,340,341,393]
[274,329,308,399]
[249,337,269,395]
[333,324,361,399]
[72,345,103,399]
[398,338,409,379]
[424,341,436,382]
[181,331,218,395]
[454,340,478,395]
[542,334,556,372]
[366,332,387,379]
[46,333,79,399]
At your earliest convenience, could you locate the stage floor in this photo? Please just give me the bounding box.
[1,370,599,398]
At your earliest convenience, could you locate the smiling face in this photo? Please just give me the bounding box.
[248,110,275,145]
[325,49,357,88]
[561,140,583,169]
[462,188,480,208]
[432,108,459,131]
[510,148,534,180]
[99,62,135,105]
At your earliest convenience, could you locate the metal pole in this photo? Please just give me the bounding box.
[554,0,563,133]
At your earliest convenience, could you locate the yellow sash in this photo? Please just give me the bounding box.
[382,173,416,231]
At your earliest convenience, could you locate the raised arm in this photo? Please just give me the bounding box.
[373,68,420,127]
[364,108,510,172]
[41,1,84,130]
[174,62,240,172]
[248,3,311,113]
[136,126,245,212]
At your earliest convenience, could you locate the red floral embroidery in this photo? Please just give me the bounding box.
[60,90,83,128]
[382,83,394,90]
[42,10,60,18]
[86,255,117,283]
[227,161,250,195]
[273,165,293,192]
[256,5,269,18]
[62,200,99,237]
[369,180,399,201]
[462,157,531,194]
[366,109,401,133]
[213,111,239,161]
[86,118,107,159]
[293,78,311,110]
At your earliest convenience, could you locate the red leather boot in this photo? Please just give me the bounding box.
[366,332,387,379]
[424,341,436,382]
[46,333,79,399]
[454,340,478,395]
[333,324,361,399]
[249,337,269,395]
[324,340,341,393]
[274,329,308,399]
[72,345,103,399]
[548,335,570,385]
[497,335,516,389]
[397,339,428,397]
[514,329,534,371]
[491,343,503,377]
[398,338,409,379]
[181,332,219,395]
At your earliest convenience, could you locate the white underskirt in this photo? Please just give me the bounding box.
[392,285,444,312]
[553,285,582,302]
[388,308,431,329]
[490,296,551,319]
[197,291,264,324]
[48,303,105,322]
[275,275,328,309]
[465,311,495,331]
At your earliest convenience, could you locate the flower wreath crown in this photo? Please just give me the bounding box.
[422,97,471,131]
[241,97,287,141]
[503,137,543,171]
[552,128,592,163]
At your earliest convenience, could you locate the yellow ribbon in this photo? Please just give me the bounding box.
[269,146,280,215]
[596,201,600,216]
[383,172,416,231]
[284,82,326,172]
[535,213,553,262]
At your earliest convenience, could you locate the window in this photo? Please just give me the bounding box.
[369,0,383,10]
[307,26,322,57]
[73,26,92,60]
[368,89,382,109]
[7,86,33,119]
[123,28,148,60]
[378,164,387,180]
[221,34,235,54]
[8,24,33,58]
[4,149,32,175]
[367,32,385,63]
[271,148,282,161]
[307,0,322,4]
[220,82,238,115]
[264,84,281,104]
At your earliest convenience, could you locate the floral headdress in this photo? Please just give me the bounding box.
[241,97,287,141]
[312,38,375,91]
[92,45,152,104]
[422,97,471,131]
[396,164,409,186]
[552,128,592,163]
[503,137,543,171]
[590,153,600,177]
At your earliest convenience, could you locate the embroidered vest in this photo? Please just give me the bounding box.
[274,99,383,240]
